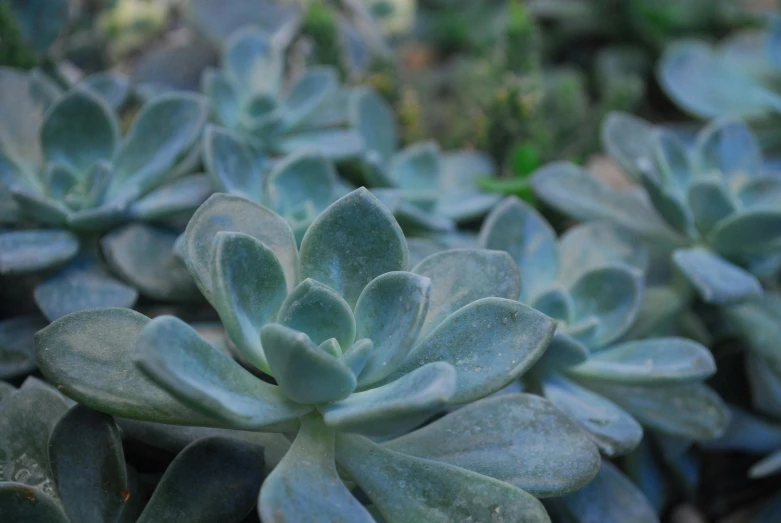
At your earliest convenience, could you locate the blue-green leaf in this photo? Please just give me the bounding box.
[568,266,642,349]
[672,247,761,305]
[33,257,138,321]
[533,332,589,373]
[542,374,642,457]
[267,151,337,215]
[81,73,130,110]
[558,221,647,286]
[129,174,213,221]
[0,229,78,275]
[708,209,781,255]
[35,308,218,425]
[339,338,372,377]
[260,416,373,522]
[211,232,290,373]
[724,293,781,362]
[350,87,397,162]
[8,0,68,52]
[184,193,298,298]
[478,196,558,302]
[137,437,265,523]
[10,187,70,226]
[389,141,441,191]
[694,117,762,180]
[531,287,572,322]
[390,298,554,404]
[108,93,208,198]
[282,67,338,129]
[223,28,282,97]
[574,380,729,440]
[202,125,261,198]
[134,315,307,430]
[0,315,46,379]
[568,338,715,384]
[337,434,549,522]
[277,128,364,160]
[49,406,136,523]
[385,393,601,497]
[261,324,357,404]
[277,278,356,348]
[321,362,455,436]
[556,461,658,523]
[354,272,431,386]
[299,188,407,307]
[687,179,737,234]
[202,69,240,128]
[746,354,781,418]
[601,112,654,182]
[41,89,118,175]
[413,248,521,337]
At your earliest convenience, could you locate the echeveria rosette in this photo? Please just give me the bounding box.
[350,87,502,235]
[0,68,211,323]
[533,113,781,309]
[0,378,265,523]
[202,124,350,243]
[203,27,363,161]
[35,188,603,521]
[479,197,729,522]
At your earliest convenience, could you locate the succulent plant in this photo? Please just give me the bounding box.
[202,26,364,161]
[0,67,211,325]
[478,196,729,522]
[0,377,266,522]
[351,87,501,233]
[0,0,68,67]
[202,125,350,243]
[35,188,604,521]
[533,113,781,311]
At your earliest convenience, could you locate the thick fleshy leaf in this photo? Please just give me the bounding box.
[478,196,558,301]
[337,434,550,522]
[49,406,136,523]
[33,257,138,322]
[389,141,441,191]
[639,172,694,237]
[259,415,373,523]
[223,27,282,96]
[436,190,501,223]
[389,298,554,404]
[350,87,396,161]
[533,332,589,373]
[556,462,658,523]
[354,272,431,386]
[0,482,68,522]
[128,174,213,221]
[530,286,572,322]
[658,40,781,118]
[108,93,208,197]
[137,437,265,523]
[413,248,521,337]
[202,69,241,128]
[650,128,692,195]
[134,316,308,430]
[277,128,364,160]
[440,150,496,189]
[101,224,200,302]
[694,117,762,180]
[202,125,261,198]
[0,229,78,275]
[10,187,70,226]
[751,449,781,478]
[211,232,289,372]
[672,247,761,305]
[41,89,118,174]
[267,151,337,215]
[739,176,781,208]
[339,338,372,376]
[321,362,455,435]
[575,380,729,440]
[184,193,298,297]
[558,221,647,286]
[531,162,685,246]
[0,68,50,176]
[385,393,601,497]
[81,73,130,110]
[277,278,356,348]
[35,308,218,425]
[262,324,357,404]
[708,405,781,454]
[687,179,737,234]
[568,338,716,384]
[708,209,781,255]
[299,188,407,306]
[725,293,781,362]
[0,379,69,502]
[282,67,338,129]
[568,266,642,349]
[601,112,654,182]
[746,354,781,418]
[0,315,46,378]
[543,374,642,457]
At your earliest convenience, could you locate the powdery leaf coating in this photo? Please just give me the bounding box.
[0,315,47,379]
[299,188,408,307]
[672,247,762,305]
[276,279,356,348]
[259,415,374,523]
[337,434,550,523]
[0,229,79,276]
[385,393,601,497]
